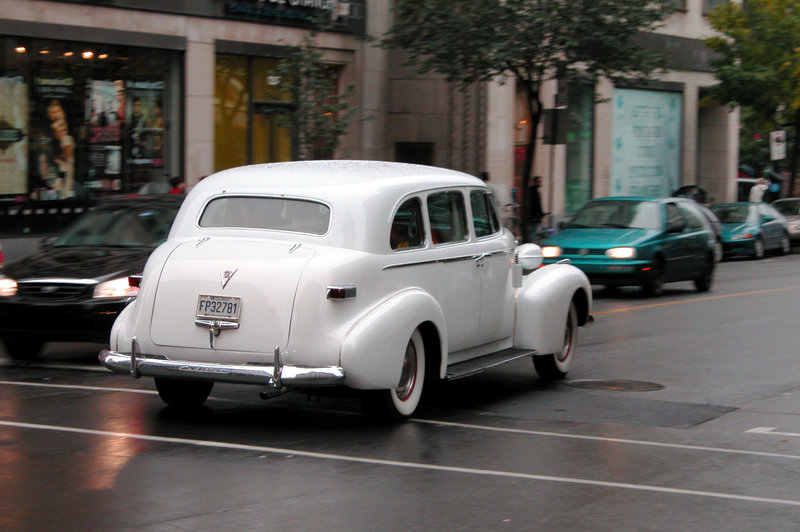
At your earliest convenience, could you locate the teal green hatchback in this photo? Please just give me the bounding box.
[541,197,716,295]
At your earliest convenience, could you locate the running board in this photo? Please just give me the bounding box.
[445,348,537,380]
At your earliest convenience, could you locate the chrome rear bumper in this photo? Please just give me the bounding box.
[99,340,345,389]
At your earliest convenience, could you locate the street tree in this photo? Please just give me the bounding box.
[383,0,673,240]
[276,30,358,160]
[705,0,800,195]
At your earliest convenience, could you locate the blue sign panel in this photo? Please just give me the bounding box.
[611,88,681,197]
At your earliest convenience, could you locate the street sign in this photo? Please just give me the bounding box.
[770,130,786,160]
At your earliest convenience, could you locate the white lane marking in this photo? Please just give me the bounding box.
[413,419,800,461]
[747,427,800,438]
[4,380,800,461]
[2,420,800,508]
[0,380,158,395]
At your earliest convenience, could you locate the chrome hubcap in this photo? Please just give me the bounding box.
[395,340,417,401]
[557,314,574,363]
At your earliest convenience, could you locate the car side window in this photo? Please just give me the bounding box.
[427,191,468,244]
[470,190,500,238]
[390,198,425,250]
[665,203,683,231]
[677,204,704,230]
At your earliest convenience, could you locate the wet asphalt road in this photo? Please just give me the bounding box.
[3,253,800,530]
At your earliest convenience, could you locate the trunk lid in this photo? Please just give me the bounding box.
[149,238,314,352]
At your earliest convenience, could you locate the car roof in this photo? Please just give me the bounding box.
[171,161,489,250]
[192,160,481,196]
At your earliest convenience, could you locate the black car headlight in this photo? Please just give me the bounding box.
[93,277,139,299]
[0,275,17,297]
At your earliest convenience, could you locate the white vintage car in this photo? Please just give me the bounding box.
[100,161,592,418]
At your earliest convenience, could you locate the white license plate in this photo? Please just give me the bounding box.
[196,295,242,321]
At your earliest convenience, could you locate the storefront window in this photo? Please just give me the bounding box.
[0,36,183,201]
[214,54,291,173]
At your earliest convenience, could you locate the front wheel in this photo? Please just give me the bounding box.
[641,258,664,297]
[374,329,426,420]
[753,237,765,259]
[780,233,791,255]
[534,303,577,380]
[154,377,213,409]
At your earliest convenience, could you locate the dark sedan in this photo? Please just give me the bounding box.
[0,195,182,359]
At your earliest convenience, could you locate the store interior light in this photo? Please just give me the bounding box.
[63,51,74,57]
[98,53,109,59]
[82,50,94,59]
[39,48,50,55]
[14,45,26,53]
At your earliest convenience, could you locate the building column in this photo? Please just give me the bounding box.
[184,33,215,187]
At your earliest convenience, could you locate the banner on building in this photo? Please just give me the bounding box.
[0,77,28,195]
[611,88,681,198]
[33,75,78,198]
[127,81,165,167]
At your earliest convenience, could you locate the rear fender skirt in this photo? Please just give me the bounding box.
[340,288,446,389]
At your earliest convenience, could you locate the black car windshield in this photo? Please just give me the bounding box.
[54,205,178,247]
[568,200,661,230]
[773,200,800,216]
[710,205,753,224]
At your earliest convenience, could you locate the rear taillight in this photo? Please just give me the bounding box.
[327,285,356,300]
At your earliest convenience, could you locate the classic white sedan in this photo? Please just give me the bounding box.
[100,161,593,419]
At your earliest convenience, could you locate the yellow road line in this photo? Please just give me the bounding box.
[594,285,800,315]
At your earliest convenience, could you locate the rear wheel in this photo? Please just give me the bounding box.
[534,303,577,380]
[1,338,44,361]
[374,329,425,420]
[154,377,213,409]
[694,256,714,292]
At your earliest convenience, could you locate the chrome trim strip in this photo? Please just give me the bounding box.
[99,349,345,387]
[382,248,514,271]
[18,278,97,285]
[382,259,437,270]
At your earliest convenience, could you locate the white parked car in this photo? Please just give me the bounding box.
[100,161,593,418]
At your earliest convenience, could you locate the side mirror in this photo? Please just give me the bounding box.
[516,243,543,271]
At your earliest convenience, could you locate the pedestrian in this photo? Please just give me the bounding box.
[748,177,769,203]
[528,175,545,242]
[168,176,185,194]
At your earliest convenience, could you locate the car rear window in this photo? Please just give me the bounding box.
[199,196,330,235]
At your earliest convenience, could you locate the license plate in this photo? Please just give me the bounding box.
[196,295,242,321]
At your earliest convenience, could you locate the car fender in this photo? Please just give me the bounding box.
[340,288,447,390]
[110,299,138,352]
[515,264,591,355]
